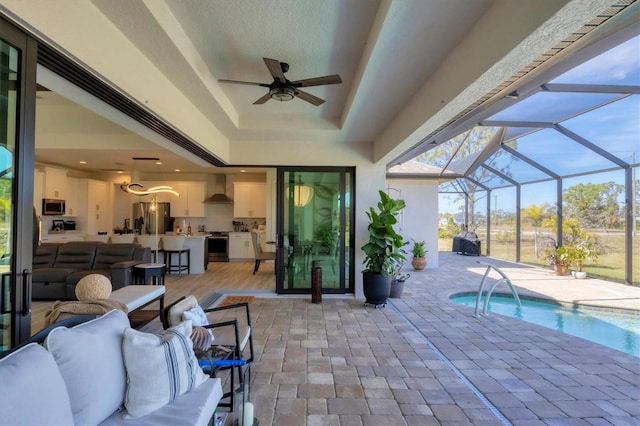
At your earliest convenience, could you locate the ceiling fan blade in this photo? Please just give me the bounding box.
[294,89,325,106]
[263,57,286,83]
[290,74,342,87]
[253,92,272,105]
[219,79,269,87]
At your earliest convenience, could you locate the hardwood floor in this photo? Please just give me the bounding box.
[30,260,276,334]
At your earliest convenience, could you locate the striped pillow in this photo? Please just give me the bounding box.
[122,320,208,418]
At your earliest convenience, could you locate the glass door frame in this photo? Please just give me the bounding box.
[275,166,355,295]
[0,17,37,349]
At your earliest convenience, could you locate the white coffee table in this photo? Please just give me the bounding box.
[110,285,165,314]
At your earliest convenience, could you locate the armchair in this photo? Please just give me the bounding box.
[160,296,254,410]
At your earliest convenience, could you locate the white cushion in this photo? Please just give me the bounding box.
[45,309,130,426]
[167,295,198,327]
[183,304,214,349]
[182,304,208,326]
[122,320,209,418]
[0,343,74,426]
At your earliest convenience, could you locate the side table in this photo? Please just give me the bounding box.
[133,263,166,285]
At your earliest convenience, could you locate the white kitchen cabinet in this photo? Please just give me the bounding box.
[85,179,109,234]
[228,232,254,260]
[33,169,44,216]
[87,179,108,213]
[41,233,85,243]
[168,182,205,217]
[233,182,266,218]
[65,177,79,216]
[43,166,68,200]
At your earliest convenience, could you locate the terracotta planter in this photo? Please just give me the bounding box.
[554,264,568,276]
[411,257,427,271]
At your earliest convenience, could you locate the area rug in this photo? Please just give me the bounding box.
[217,295,255,307]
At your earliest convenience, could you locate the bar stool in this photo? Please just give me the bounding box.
[161,235,190,275]
[135,234,164,263]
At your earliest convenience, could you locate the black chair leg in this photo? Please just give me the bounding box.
[253,259,260,274]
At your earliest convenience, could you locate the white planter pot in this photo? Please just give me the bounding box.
[574,271,587,279]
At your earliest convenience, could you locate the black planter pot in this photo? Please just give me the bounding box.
[362,272,391,306]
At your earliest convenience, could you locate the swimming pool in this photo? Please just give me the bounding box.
[450,294,640,357]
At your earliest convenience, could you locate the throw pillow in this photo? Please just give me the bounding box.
[122,320,209,418]
[183,304,215,350]
[44,309,130,426]
[0,343,74,425]
[182,304,208,326]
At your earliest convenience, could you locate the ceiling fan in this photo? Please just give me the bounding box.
[219,57,342,106]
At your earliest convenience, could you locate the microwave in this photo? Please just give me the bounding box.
[42,198,66,215]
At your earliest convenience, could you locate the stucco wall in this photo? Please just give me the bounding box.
[387,179,439,271]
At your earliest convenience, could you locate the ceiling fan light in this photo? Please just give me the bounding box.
[270,87,295,101]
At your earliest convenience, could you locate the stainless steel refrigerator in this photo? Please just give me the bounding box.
[133,202,171,235]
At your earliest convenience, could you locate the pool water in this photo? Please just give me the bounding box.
[451,294,640,357]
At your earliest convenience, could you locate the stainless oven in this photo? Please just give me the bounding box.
[208,232,229,262]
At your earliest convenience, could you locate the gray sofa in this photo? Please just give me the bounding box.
[32,242,151,300]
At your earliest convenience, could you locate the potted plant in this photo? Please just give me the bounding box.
[568,241,598,279]
[545,245,571,276]
[410,240,427,271]
[361,190,408,306]
[389,259,410,298]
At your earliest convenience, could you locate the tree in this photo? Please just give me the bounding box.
[563,182,623,229]
[522,203,552,257]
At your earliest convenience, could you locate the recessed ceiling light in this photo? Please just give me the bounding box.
[174,169,181,172]
[79,161,87,164]
[117,170,124,174]
[155,161,162,165]
[240,169,246,173]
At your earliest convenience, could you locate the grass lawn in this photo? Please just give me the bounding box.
[439,228,639,286]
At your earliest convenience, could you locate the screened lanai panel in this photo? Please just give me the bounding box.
[561,95,640,166]
[470,166,510,188]
[439,180,462,193]
[419,127,501,168]
[484,148,550,184]
[551,35,640,85]
[488,91,623,123]
[506,128,620,176]
[504,127,539,142]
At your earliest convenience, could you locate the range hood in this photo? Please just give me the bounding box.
[203,175,233,204]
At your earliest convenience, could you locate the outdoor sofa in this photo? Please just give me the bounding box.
[0,310,223,425]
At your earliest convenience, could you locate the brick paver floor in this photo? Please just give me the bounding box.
[223,253,640,425]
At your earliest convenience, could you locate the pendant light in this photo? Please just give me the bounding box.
[287,175,314,207]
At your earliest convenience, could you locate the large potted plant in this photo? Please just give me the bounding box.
[361,190,408,306]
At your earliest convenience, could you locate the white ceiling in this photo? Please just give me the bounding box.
[0,0,614,176]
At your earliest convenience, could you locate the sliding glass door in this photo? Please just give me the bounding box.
[276,168,354,294]
[0,18,37,350]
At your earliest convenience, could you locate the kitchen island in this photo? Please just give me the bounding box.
[157,234,208,274]
[182,235,208,274]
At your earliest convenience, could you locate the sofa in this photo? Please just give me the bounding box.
[32,242,151,300]
[0,310,223,425]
